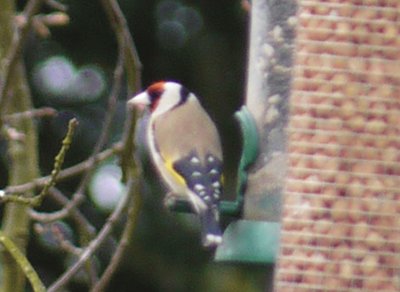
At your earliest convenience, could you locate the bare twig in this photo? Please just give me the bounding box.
[28,12,70,38]
[100,0,142,95]
[92,177,142,291]
[92,47,125,155]
[31,187,98,281]
[99,0,143,181]
[4,142,123,195]
[29,190,84,223]
[119,102,139,182]
[0,231,46,292]
[3,107,57,122]
[34,222,82,255]
[0,0,46,116]
[32,118,78,206]
[37,187,96,237]
[45,0,68,12]
[0,119,78,206]
[47,181,133,292]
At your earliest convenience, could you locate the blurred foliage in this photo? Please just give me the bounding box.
[0,0,268,291]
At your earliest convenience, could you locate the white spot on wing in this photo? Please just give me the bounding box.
[194,184,205,191]
[191,171,201,177]
[207,156,215,162]
[190,157,200,164]
[209,169,218,175]
[212,182,220,188]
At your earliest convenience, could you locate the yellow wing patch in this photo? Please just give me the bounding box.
[164,158,187,187]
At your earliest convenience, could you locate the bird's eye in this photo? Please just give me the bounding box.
[147,82,165,112]
[149,91,162,112]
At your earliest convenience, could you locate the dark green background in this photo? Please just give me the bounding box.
[1,0,268,291]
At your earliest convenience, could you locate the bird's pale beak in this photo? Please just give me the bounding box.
[127,92,150,111]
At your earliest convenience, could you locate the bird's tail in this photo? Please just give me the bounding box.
[199,208,222,248]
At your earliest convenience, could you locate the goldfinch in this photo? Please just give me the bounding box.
[128,81,223,248]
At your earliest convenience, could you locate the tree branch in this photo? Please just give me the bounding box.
[0,1,44,290]
[45,0,67,12]
[3,107,57,122]
[29,189,85,223]
[0,0,46,117]
[0,119,78,206]
[99,0,143,182]
[0,231,46,292]
[91,177,142,291]
[4,142,123,195]
[100,0,142,95]
[47,180,133,292]
[33,118,77,206]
